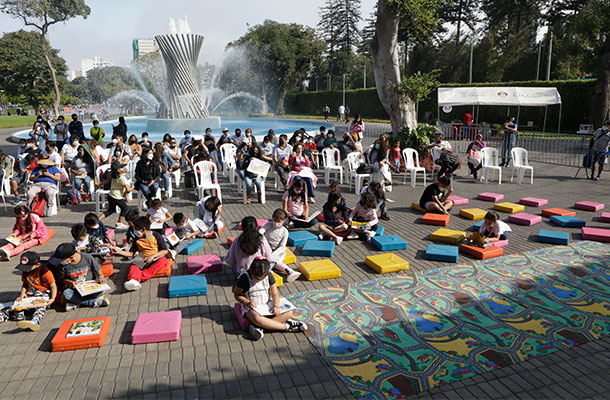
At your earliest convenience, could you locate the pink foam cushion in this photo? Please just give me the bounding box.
[519,197,548,207]
[600,212,610,223]
[574,201,604,212]
[582,227,610,243]
[165,227,176,236]
[494,239,509,248]
[239,219,268,230]
[447,195,469,206]
[508,213,542,226]
[106,229,115,240]
[234,303,251,331]
[132,310,182,344]
[187,254,222,274]
[478,192,504,202]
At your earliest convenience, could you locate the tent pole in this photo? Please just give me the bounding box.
[543,106,548,133]
[557,103,562,134]
[507,106,510,116]
[517,106,521,126]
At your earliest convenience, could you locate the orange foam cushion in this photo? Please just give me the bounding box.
[421,213,450,226]
[459,244,504,260]
[51,317,111,352]
[152,258,174,278]
[100,259,114,277]
[38,229,55,246]
[228,236,237,246]
[541,208,576,217]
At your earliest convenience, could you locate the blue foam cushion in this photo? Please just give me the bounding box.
[537,229,570,245]
[168,275,207,298]
[425,244,459,262]
[302,240,335,257]
[180,240,204,255]
[288,230,318,247]
[371,235,407,251]
[550,215,586,228]
[472,221,484,231]
[376,226,385,236]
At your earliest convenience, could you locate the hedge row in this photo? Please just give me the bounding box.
[284,79,597,132]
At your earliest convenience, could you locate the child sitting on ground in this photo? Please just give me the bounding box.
[122,209,140,249]
[362,180,389,221]
[348,191,380,242]
[282,179,316,228]
[418,176,454,214]
[318,191,351,244]
[146,198,172,231]
[226,216,273,277]
[259,209,302,282]
[71,223,111,259]
[113,217,170,292]
[0,251,57,331]
[193,196,224,238]
[0,205,49,261]
[168,212,202,257]
[234,257,307,341]
[85,212,116,247]
[467,211,512,246]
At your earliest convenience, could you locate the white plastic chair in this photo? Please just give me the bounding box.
[401,148,426,187]
[511,147,534,184]
[481,147,502,184]
[220,143,237,184]
[94,164,112,214]
[137,187,161,212]
[2,156,15,196]
[0,175,6,210]
[194,161,222,201]
[322,148,343,184]
[346,152,370,193]
[171,169,180,188]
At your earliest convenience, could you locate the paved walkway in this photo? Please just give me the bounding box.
[0,128,609,399]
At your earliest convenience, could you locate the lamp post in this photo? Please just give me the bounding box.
[363,63,367,89]
[342,73,346,107]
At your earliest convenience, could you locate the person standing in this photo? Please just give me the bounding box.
[337,104,345,122]
[349,114,365,143]
[500,117,518,167]
[322,104,330,122]
[68,113,85,142]
[590,120,610,181]
[90,120,105,143]
[112,116,128,142]
[53,115,69,149]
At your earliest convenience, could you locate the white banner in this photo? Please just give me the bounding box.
[438,87,562,107]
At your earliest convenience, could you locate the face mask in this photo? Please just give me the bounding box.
[93,124,98,128]
[72,141,78,146]
[37,119,42,123]
[112,139,118,145]
[279,139,285,145]
[223,132,228,136]
[142,138,148,142]
[246,132,251,137]
[375,144,380,149]
[115,151,121,157]
[296,136,302,140]
[274,222,283,229]
[328,134,334,139]
[236,132,241,137]
[78,151,84,156]
[134,230,144,238]
[78,236,89,246]
[186,134,191,138]
[294,189,302,194]
[91,224,99,230]
[170,145,175,149]
[147,153,154,160]
[26,144,32,149]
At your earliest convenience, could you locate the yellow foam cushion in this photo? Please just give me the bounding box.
[283,248,296,265]
[365,253,409,274]
[430,228,466,244]
[411,202,426,213]
[272,272,283,287]
[299,259,341,281]
[494,202,525,214]
[460,208,487,220]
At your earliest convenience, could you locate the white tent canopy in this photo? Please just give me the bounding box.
[438,87,561,107]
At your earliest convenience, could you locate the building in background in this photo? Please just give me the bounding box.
[80,56,113,77]
[132,38,158,60]
[69,70,83,81]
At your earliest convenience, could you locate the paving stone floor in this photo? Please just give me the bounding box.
[0,128,609,399]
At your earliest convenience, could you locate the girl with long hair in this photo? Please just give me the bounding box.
[0,205,49,261]
[282,179,316,228]
[226,216,273,276]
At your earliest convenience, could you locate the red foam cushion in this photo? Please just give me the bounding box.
[459,244,504,260]
[100,259,114,277]
[51,317,111,352]
[421,213,450,226]
[542,208,576,217]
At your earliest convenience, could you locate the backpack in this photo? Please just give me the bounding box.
[184,170,196,188]
[67,187,82,205]
[30,189,48,217]
[438,151,461,171]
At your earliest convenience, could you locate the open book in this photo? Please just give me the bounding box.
[292,211,321,224]
[10,296,49,310]
[351,221,368,231]
[74,281,111,297]
[131,253,163,268]
[66,319,104,338]
[150,221,164,230]
[5,236,23,246]
[166,232,182,247]
[253,297,295,316]
[271,248,286,264]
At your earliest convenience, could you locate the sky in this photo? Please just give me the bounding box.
[0,0,378,71]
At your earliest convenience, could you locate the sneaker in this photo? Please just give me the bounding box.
[287,221,294,229]
[0,310,8,323]
[169,250,177,260]
[65,302,78,311]
[115,222,129,230]
[335,236,343,245]
[286,319,308,332]
[0,248,9,261]
[14,310,24,321]
[380,214,390,221]
[248,324,264,341]
[347,233,359,240]
[286,271,301,283]
[94,296,110,308]
[309,198,315,204]
[365,231,377,243]
[596,175,601,181]
[124,279,142,291]
[17,318,40,331]
[13,197,22,205]
[318,233,325,241]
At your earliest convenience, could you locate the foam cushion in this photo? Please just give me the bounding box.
[100,259,114,277]
[460,208,487,220]
[542,208,576,217]
[411,202,426,213]
[168,275,207,298]
[131,310,182,344]
[601,212,610,223]
[302,240,335,257]
[459,244,504,260]
[494,239,509,248]
[299,259,341,281]
[425,244,459,263]
[180,240,204,255]
[365,253,409,274]
[272,272,283,287]
[51,317,111,352]
[316,213,325,222]
[234,303,252,331]
[478,192,504,202]
[376,226,385,236]
[574,201,604,211]
[288,230,318,246]
[472,221,484,231]
[430,228,466,244]
[152,258,173,278]
[582,227,610,243]
[421,213,450,226]
[228,236,236,246]
[550,215,586,228]
[239,218,268,230]
[38,228,55,246]
[447,195,469,206]
[283,248,296,264]
[371,235,408,251]
[537,229,569,245]
[508,213,542,226]
[494,202,525,214]
[519,197,548,207]
[187,254,222,274]
[105,229,115,240]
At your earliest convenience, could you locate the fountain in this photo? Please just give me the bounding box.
[146,16,221,132]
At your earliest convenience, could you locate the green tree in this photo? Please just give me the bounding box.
[0,29,68,109]
[86,66,139,103]
[1,0,91,116]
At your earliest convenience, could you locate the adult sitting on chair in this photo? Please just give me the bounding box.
[272,134,293,187]
[236,143,265,204]
[427,132,453,177]
[27,155,60,216]
[154,143,172,199]
[135,148,161,201]
[289,143,316,203]
[70,146,94,198]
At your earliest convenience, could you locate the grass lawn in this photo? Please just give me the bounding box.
[0,115,36,129]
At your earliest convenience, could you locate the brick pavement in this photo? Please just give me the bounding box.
[1,128,610,399]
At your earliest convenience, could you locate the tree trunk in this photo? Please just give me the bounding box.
[39,31,61,117]
[455,0,463,47]
[591,35,610,127]
[371,0,416,136]
[276,89,287,115]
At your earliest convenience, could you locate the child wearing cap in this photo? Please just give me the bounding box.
[0,251,57,331]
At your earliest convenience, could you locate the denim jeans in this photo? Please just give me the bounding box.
[236,169,262,192]
[162,173,171,193]
[63,287,106,307]
[74,175,93,194]
[138,182,160,200]
[501,132,517,165]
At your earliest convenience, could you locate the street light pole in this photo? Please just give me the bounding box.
[342,74,346,106]
[363,64,366,89]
